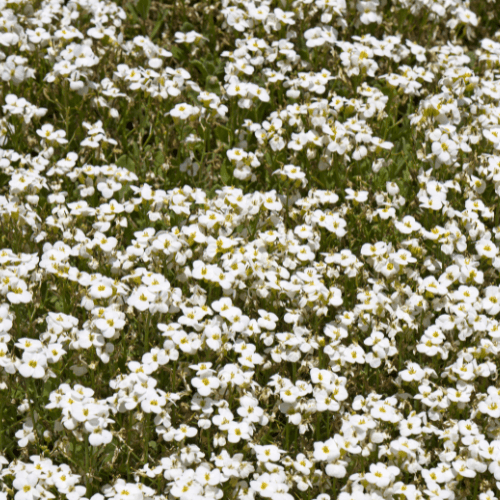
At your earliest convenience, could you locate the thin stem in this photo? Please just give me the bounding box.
[143,413,150,466]
[26,380,41,455]
[144,311,151,353]
[85,437,91,495]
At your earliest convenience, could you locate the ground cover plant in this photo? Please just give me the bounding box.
[2,0,500,499]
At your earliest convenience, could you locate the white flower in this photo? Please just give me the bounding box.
[313,439,340,461]
[192,372,220,396]
[365,462,400,487]
[254,444,282,462]
[7,280,32,304]
[274,8,295,25]
[250,473,277,497]
[174,424,197,441]
[127,286,155,311]
[19,352,47,379]
[227,421,251,443]
[400,362,425,382]
[13,472,40,500]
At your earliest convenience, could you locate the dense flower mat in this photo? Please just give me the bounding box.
[1,0,500,499]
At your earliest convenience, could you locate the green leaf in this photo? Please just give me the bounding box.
[132,141,140,159]
[54,299,64,312]
[154,151,165,167]
[206,75,220,94]
[181,22,194,32]
[170,46,184,61]
[126,2,139,22]
[220,162,231,185]
[215,126,229,144]
[298,49,310,62]
[0,173,8,189]
[135,0,151,19]
[248,216,259,237]
[192,60,208,79]
[117,154,136,172]
[205,62,216,75]
[99,443,116,464]
[151,8,168,40]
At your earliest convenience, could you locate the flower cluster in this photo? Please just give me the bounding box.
[1,0,500,499]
